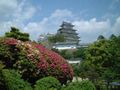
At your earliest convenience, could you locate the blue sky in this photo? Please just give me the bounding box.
[0,0,120,43]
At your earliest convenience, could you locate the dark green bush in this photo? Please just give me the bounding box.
[62,80,96,90]
[0,38,13,68]
[0,69,32,90]
[34,76,61,90]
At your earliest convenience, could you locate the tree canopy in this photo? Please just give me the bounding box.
[78,35,120,89]
[5,27,30,41]
[97,35,105,40]
[48,34,65,43]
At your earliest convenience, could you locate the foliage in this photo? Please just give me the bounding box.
[34,76,61,90]
[62,80,96,90]
[0,37,73,85]
[97,35,105,40]
[0,37,18,68]
[48,34,65,43]
[5,27,30,41]
[78,35,120,89]
[73,47,86,59]
[109,34,116,39]
[60,50,73,59]
[0,69,32,90]
[51,48,60,54]
[39,39,52,49]
[72,64,80,77]
[52,48,86,60]
[35,43,73,84]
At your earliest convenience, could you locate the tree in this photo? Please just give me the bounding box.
[109,34,116,40]
[108,35,120,81]
[5,27,30,41]
[62,80,96,90]
[97,35,105,40]
[59,50,73,59]
[73,48,86,59]
[48,34,65,43]
[79,36,120,89]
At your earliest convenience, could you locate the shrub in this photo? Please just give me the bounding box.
[5,27,30,41]
[0,37,15,68]
[0,69,32,90]
[0,37,73,84]
[34,76,61,90]
[62,80,96,90]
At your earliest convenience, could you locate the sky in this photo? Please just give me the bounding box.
[0,0,120,43]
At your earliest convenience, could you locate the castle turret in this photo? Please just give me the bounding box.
[57,21,79,45]
[53,21,80,50]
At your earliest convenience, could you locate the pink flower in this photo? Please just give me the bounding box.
[5,38,18,45]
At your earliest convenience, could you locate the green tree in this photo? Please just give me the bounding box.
[48,34,65,43]
[73,48,86,59]
[59,50,73,59]
[79,36,120,89]
[5,27,30,41]
[62,80,96,90]
[108,35,120,81]
[97,35,105,40]
[109,34,116,40]
[72,64,80,78]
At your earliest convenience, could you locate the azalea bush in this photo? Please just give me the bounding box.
[0,37,73,84]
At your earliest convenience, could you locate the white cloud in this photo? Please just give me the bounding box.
[13,0,37,23]
[24,22,44,40]
[0,0,18,14]
[73,16,120,43]
[0,0,37,22]
[51,9,73,18]
[72,19,111,42]
[112,16,120,35]
[73,18,110,32]
[44,9,74,25]
[0,0,37,36]
[23,9,74,40]
[23,9,120,42]
[0,1,120,43]
[0,0,18,20]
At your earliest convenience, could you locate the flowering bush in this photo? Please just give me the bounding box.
[0,37,73,84]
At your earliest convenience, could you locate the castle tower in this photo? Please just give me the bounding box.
[57,21,79,45]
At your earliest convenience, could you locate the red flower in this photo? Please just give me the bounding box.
[3,38,74,84]
[5,38,18,45]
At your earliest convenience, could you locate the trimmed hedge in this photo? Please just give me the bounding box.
[0,69,32,90]
[62,80,96,90]
[34,76,61,90]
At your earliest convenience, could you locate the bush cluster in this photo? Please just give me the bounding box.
[62,80,96,90]
[0,69,32,90]
[34,76,61,90]
[0,37,73,84]
[0,71,96,90]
